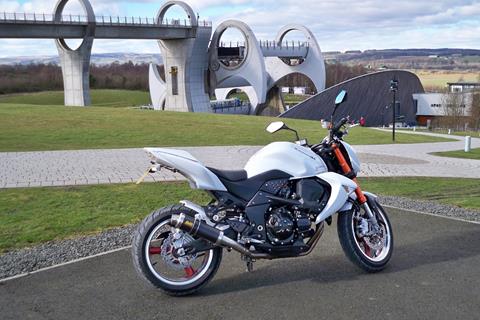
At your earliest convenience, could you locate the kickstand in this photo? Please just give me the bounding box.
[241,255,255,272]
[243,256,255,273]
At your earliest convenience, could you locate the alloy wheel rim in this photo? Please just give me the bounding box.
[145,220,214,286]
[351,206,391,262]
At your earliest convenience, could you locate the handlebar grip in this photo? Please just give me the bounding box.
[332,117,348,133]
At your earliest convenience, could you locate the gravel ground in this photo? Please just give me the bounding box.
[0,225,138,281]
[378,196,480,223]
[1,197,478,280]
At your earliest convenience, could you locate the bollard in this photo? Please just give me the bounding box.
[448,129,451,135]
[413,126,416,132]
[465,136,471,153]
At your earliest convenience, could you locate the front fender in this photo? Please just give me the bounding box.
[339,191,379,212]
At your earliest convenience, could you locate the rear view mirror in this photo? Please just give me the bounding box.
[266,121,286,134]
[335,90,348,106]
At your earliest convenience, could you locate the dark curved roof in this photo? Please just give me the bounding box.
[280,70,425,126]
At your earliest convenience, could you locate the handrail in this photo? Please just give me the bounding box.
[0,12,212,28]
[218,40,309,49]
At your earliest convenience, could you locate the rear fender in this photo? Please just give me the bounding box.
[144,148,227,191]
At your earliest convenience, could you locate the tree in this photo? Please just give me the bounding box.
[470,89,480,131]
[442,91,466,131]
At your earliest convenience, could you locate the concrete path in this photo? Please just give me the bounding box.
[354,133,480,177]
[0,146,258,188]
[1,208,479,320]
[1,136,479,188]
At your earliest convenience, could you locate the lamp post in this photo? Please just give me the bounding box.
[390,78,399,141]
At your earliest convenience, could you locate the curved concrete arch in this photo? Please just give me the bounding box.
[209,20,267,113]
[266,24,325,93]
[157,0,198,27]
[53,0,95,106]
[215,86,258,109]
[215,88,237,100]
[149,63,167,110]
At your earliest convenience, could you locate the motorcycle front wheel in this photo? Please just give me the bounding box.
[337,200,393,272]
[132,205,222,296]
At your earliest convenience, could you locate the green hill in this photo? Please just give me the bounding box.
[0,90,453,152]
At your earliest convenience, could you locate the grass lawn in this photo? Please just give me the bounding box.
[1,177,479,253]
[0,182,209,253]
[0,90,150,107]
[0,103,452,152]
[359,177,480,210]
[431,148,480,160]
[426,129,480,138]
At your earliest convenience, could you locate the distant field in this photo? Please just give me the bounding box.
[413,70,479,89]
[0,90,150,107]
[0,102,453,152]
[283,94,310,105]
[230,92,310,106]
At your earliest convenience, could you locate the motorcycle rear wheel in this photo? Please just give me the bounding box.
[132,205,222,296]
[337,200,393,272]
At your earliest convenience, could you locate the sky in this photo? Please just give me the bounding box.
[0,0,479,57]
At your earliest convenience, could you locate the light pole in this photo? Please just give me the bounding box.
[390,78,399,141]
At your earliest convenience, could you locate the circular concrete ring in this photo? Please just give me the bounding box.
[54,0,96,51]
[210,20,258,71]
[157,1,198,27]
[216,26,250,70]
[275,24,314,60]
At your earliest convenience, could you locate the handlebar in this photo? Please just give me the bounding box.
[332,117,348,134]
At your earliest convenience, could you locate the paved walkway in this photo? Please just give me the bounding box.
[1,209,479,320]
[0,134,479,188]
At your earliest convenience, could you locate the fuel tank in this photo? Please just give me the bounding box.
[244,142,328,178]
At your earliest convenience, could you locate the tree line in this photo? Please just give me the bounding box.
[0,61,367,95]
[0,62,149,94]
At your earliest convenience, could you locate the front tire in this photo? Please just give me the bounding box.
[337,200,393,272]
[132,205,222,296]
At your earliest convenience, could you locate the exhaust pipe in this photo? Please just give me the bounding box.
[170,213,269,258]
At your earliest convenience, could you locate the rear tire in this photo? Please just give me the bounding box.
[132,205,222,296]
[337,200,393,272]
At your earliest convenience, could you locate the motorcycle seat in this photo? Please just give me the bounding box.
[207,167,291,201]
[207,167,248,182]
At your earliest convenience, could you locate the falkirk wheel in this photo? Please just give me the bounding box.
[149,1,326,115]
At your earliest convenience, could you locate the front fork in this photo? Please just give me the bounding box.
[332,143,378,222]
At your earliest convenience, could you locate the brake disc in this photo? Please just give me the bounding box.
[364,224,386,251]
[160,232,197,270]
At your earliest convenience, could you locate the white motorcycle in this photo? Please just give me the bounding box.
[132,90,393,296]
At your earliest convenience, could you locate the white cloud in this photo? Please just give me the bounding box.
[0,0,121,15]
[0,0,478,57]
[0,0,22,12]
